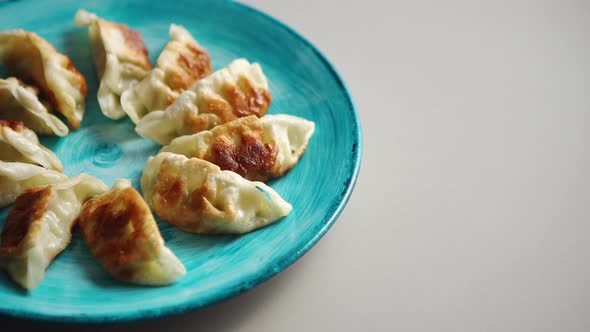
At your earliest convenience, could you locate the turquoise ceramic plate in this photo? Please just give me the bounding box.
[0,0,361,322]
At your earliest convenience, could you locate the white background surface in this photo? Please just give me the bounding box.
[3,0,590,331]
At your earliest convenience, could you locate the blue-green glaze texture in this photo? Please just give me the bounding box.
[0,0,361,322]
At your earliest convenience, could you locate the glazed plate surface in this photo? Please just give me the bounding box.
[0,0,361,322]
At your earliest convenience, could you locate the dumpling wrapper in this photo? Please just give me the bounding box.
[136,59,271,144]
[160,115,314,181]
[0,161,67,208]
[0,78,68,136]
[75,9,152,120]
[121,24,212,123]
[0,174,108,290]
[0,120,63,172]
[141,152,292,234]
[0,29,87,129]
[78,179,185,286]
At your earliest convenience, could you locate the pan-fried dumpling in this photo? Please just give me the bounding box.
[0,78,68,136]
[0,29,87,129]
[0,120,63,172]
[74,10,152,120]
[141,152,292,234]
[0,161,67,208]
[0,174,108,289]
[78,179,185,286]
[136,59,271,144]
[160,115,314,181]
[121,24,212,123]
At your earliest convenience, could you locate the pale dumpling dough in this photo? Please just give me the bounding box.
[0,120,63,172]
[161,115,314,181]
[141,152,292,234]
[0,161,67,208]
[0,77,68,136]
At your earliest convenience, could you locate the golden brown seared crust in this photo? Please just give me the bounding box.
[187,98,233,133]
[212,133,277,180]
[151,159,233,233]
[188,77,271,134]
[227,76,271,118]
[0,119,27,132]
[208,117,277,180]
[1,186,53,256]
[78,186,161,282]
[119,24,151,69]
[165,44,212,93]
[183,116,279,181]
[99,20,152,70]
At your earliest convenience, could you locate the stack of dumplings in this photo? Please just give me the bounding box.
[136,58,272,144]
[0,8,315,291]
[0,18,92,290]
[121,24,213,123]
[0,29,87,129]
[1,175,108,289]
